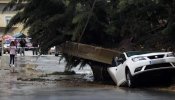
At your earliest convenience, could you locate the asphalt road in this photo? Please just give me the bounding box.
[0,51,175,100]
[0,87,175,100]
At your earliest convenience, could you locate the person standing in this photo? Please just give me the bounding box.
[9,41,16,67]
[32,42,38,55]
[14,39,17,47]
[14,39,18,56]
[19,39,26,56]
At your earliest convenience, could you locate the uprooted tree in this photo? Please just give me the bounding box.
[3,0,175,81]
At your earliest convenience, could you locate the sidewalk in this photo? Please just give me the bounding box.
[0,51,38,70]
[2,50,36,56]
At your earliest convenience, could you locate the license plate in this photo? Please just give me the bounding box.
[150,59,165,64]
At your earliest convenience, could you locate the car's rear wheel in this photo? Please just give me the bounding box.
[126,70,134,88]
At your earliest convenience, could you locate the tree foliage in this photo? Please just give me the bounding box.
[3,0,175,68]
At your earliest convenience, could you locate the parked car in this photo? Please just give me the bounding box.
[48,46,55,54]
[24,38,32,50]
[107,51,175,87]
[25,42,33,50]
[3,39,11,54]
[55,51,62,56]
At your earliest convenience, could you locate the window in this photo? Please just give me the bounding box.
[5,16,12,24]
[118,54,126,64]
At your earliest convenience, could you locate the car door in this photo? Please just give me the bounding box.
[115,54,127,86]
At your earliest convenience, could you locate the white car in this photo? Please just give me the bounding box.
[48,46,55,54]
[107,51,175,87]
[3,39,11,53]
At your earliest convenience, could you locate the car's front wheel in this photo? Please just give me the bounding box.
[126,70,135,87]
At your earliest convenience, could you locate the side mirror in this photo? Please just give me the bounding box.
[117,58,123,63]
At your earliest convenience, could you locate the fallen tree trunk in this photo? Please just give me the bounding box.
[62,41,121,65]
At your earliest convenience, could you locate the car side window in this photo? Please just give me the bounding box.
[118,54,126,64]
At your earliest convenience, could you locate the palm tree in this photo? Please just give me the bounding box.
[3,0,75,53]
[3,0,175,68]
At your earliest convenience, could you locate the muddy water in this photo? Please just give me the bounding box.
[0,55,115,99]
[1,54,175,100]
[0,55,95,89]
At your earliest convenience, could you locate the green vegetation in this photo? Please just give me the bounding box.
[3,0,175,68]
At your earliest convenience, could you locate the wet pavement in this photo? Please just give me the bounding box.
[0,51,175,100]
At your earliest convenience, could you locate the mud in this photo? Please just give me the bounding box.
[0,54,175,93]
[0,55,114,92]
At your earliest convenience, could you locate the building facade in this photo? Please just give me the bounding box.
[0,0,27,36]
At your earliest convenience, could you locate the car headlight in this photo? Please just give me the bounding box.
[132,56,146,62]
[167,53,175,57]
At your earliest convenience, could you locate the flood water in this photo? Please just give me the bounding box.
[0,51,175,100]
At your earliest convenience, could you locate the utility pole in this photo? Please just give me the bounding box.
[1,35,4,56]
[78,0,97,43]
[75,0,97,58]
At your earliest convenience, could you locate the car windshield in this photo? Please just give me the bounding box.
[126,51,153,57]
